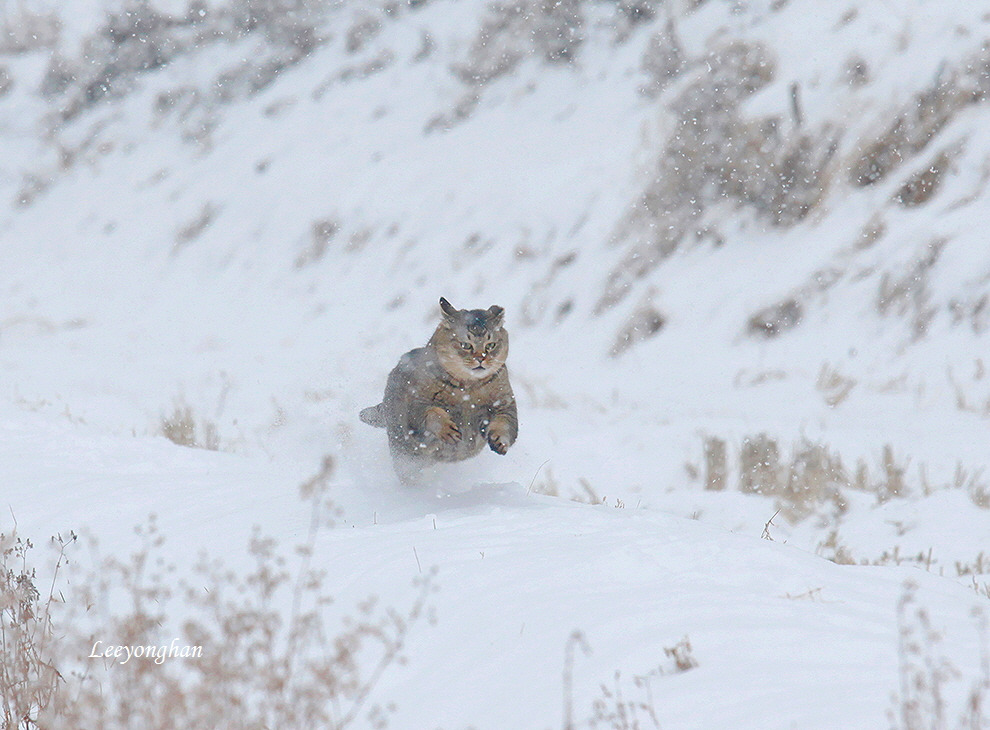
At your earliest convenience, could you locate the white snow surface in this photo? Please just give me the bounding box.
[1,0,989,727]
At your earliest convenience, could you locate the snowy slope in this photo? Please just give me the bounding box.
[3,411,988,729]
[1,0,990,727]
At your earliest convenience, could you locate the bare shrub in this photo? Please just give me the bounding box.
[817,529,856,565]
[1,530,75,729]
[889,584,955,730]
[588,671,662,730]
[38,54,75,99]
[14,173,51,208]
[923,462,990,512]
[843,54,869,87]
[857,214,886,249]
[3,460,435,729]
[53,523,434,729]
[955,553,990,578]
[212,0,330,54]
[612,0,663,42]
[154,85,201,118]
[761,509,780,541]
[52,2,192,121]
[949,294,990,336]
[970,480,990,510]
[529,462,561,497]
[779,440,849,521]
[663,636,697,673]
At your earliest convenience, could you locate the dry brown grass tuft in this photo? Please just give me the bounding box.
[563,631,696,730]
[161,402,220,450]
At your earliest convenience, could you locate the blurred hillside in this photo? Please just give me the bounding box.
[1,0,989,569]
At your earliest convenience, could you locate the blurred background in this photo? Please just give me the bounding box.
[1,0,988,585]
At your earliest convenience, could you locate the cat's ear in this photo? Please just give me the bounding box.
[439,297,459,322]
[487,305,505,329]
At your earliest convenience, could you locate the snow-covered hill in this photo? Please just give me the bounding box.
[1,0,989,727]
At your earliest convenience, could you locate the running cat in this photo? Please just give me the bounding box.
[360,297,518,479]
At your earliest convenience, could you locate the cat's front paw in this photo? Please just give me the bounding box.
[486,417,515,455]
[425,406,461,444]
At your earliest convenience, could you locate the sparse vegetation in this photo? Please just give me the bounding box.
[563,631,696,730]
[1,530,75,730]
[1,460,436,730]
[876,239,945,341]
[454,0,586,87]
[161,402,220,450]
[33,0,336,132]
[611,300,666,356]
[816,362,857,407]
[747,297,803,339]
[638,19,685,97]
[691,433,990,523]
[0,7,60,55]
[850,48,990,188]
[600,37,840,312]
[295,217,341,268]
[888,582,990,730]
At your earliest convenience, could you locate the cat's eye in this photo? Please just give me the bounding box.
[484,342,496,352]
[459,342,473,352]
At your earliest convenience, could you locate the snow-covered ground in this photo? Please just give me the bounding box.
[1,0,989,727]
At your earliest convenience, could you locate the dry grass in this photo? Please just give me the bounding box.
[702,436,727,492]
[611,302,666,357]
[697,434,929,525]
[816,362,857,407]
[888,582,990,730]
[454,0,585,86]
[1,531,75,730]
[160,402,220,450]
[600,38,840,313]
[295,218,341,268]
[876,239,945,341]
[0,9,60,54]
[747,298,804,339]
[563,631,696,730]
[1,459,436,730]
[850,54,985,189]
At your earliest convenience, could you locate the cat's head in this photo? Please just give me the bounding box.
[431,297,508,381]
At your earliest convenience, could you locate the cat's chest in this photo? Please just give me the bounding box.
[428,378,497,417]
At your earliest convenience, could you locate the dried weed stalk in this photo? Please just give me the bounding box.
[2,459,435,730]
